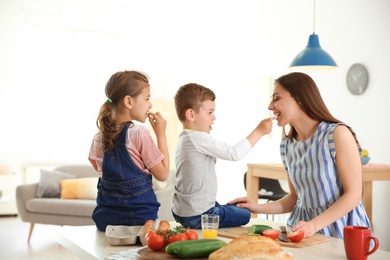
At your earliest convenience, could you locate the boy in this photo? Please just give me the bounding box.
[171,83,275,228]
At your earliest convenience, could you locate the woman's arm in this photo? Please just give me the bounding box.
[229,176,297,215]
[293,125,363,237]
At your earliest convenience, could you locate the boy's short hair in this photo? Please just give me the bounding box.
[174,83,216,122]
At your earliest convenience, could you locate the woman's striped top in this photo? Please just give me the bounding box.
[280,121,371,238]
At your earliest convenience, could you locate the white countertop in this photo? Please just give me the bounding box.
[51,218,390,260]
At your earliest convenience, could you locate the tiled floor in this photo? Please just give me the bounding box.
[0,215,80,260]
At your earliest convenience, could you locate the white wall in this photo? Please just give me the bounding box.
[1,0,389,250]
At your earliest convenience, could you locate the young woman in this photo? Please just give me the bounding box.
[229,72,370,239]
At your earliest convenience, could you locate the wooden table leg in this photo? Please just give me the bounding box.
[362,181,372,227]
[246,166,259,218]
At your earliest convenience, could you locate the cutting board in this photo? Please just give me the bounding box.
[218,227,331,248]
[137,247,207,260]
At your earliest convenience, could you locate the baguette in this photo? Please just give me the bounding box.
[209,235,294,260]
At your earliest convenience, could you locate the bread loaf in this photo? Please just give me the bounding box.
[209,235,293,260]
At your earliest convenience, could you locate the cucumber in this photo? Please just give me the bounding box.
[166,239,222,255]
[165,239,226,258]
[248,224,272,235]
[176,240,226,259]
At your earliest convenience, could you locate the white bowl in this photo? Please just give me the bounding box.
[105,225,142,246]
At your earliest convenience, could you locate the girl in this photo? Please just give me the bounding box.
[89,70,169,231]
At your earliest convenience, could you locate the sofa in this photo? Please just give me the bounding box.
[16,165,176,242]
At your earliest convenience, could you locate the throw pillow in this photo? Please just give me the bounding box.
[36,169,76,198]
[60,177,98,199]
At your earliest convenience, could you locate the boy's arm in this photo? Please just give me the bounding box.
[190,131,249,161]
[189,117,274,161]
[246,117,276,147]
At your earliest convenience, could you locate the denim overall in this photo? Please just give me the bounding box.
[92,123,160,231]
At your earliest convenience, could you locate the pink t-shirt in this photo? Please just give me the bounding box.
[88,124,163,177]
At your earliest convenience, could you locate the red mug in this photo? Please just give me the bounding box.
[343,226,379,260]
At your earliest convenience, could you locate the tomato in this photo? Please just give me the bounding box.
[262,229,279,240]
[146,231,166,251]
[184,229,199,240]
[167,232,188,245]
[287,230,304,242]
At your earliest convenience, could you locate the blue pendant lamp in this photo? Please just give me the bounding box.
[289,0,337,70]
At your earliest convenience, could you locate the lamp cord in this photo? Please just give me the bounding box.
[313,0,316,34]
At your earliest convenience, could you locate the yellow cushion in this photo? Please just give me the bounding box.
[60,177,98,199]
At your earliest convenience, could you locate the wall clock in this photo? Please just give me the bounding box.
[346,63,369,95]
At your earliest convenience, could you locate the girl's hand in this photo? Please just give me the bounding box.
[148,111,167,137]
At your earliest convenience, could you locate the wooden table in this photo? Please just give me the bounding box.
[246,163,390,222]
[51,218,390,259]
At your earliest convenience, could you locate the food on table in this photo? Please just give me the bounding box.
[247,224,273,235]
[166,226,198,245]
[208,235,294,260]
[247,224,303,243]
[262,228,280,240]
[157,220,170,232]
[166,239,226,258]
[145,230,166,251]
[142,219,155,237]
[287,230,304,242]
[143,221,199,251]
[362,149,369,157]
[202,229,218,238]
[184,229,198,240]
[167,231,188,245]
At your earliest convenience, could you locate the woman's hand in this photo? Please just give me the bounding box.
[292,220,317,238]
[228,197,259,213]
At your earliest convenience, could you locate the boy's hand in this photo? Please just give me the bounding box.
[246,116,276,147]
[257,116,276,135]
[148,111,167,137]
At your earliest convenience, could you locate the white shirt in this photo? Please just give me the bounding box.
[172,129,251,217]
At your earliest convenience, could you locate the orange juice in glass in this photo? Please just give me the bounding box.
[202,229,218,238]
[201,214,219,239]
